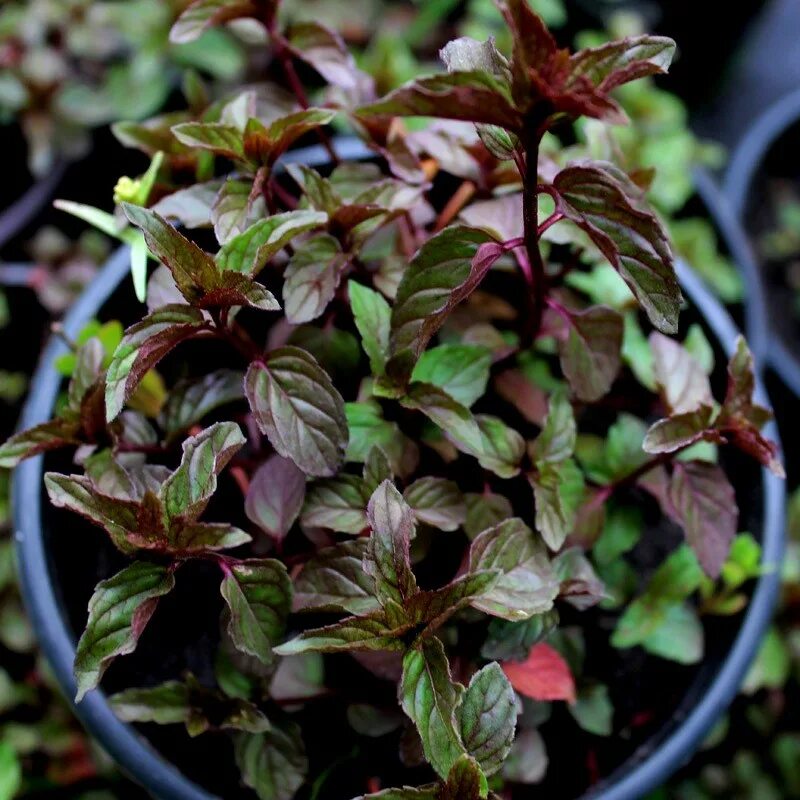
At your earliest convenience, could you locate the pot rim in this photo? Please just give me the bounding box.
[723,86,800,396]
[12,142,785,800]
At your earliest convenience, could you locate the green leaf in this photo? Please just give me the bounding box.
[283,234,347,324]
[171,122,246,159]
[553,164,679,334]
[480,611,560,661]
[105,304,207,422]
[234,722,308,800]
[245,347,348,477]
[0,742,21,800]
[530,390,576,465]
[110,681,192,726]
[74,562,175,701]
[262,108,338,159]
[388,226,494,382]
[275,609,411,655]
[245,455,306,543]
[464,492,513,540]
[349,280,392,376]
[301,475,370,534]
[400,637,466,779]
[345,402,412,474]
[0,419,80,468]
[640,603,703,664]
[212,178,263,243]
[558,306,623,402]
[529,459,584,551]
[364,480,418,607]
[216,211,328,275]
[568,683,613,735]
[221,559,292,666]
[160,422,245,520]
[170,0,260,44]
[404,477,465,532]
[294,540,379,615]
[668,460,738,578]
[359,785,438,799]
[160,369,245,438]
[458,663,516,777]
[358,72,521,131]
[411,344,491,407]
[472,415,526,479]
[469,519,558,621]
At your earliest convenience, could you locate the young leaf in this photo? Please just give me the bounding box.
[234,722,308,800]
[501,642,576,703]
[294,540,379,615]
[557,306,623,402]
[245,347,348,477]
[221,559,292,666]
[216,211,328,276]
[441,755,489,800]
[171,122,246,160]
[668,461,738,578]
[105,305,207,421]
[469,519,559,621]
[400,637,466,779]
[160,422,245,520]
[245,455,307,543]
[364,480,418,608]
[349,280,392,376]
[552,164,679,334]
[283,234,348,324]
[403,477,466,532]
[74,562,175,701]
[411,344,491,408]
[388,226,494,382]
[458,663,516,777]
[650,333,712,414]
[530,460,584,551]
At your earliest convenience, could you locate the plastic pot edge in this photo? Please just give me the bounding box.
[12,144,786,800]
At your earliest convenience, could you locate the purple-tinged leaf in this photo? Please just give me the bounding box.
[212,179,264,244]
[170,0,261,44]
[168,522,251,552]
[441,755,488,800]
[160,422,245,520]
[668,460,738,578]
[481,611,560,662]
[502,728,548,784]
[464,492,513,540]
[0,420,81,468]
[388,226,494,382]
[74,562,175,701]
[287,22,361,90]
[245,455,306,543]
[403,477,465,532]
[234,723,308,800]
[458,663,516,777]
[301,475,370,534]
[650,332,712,414]
[472,415,526,479]
[552,164,679,333]
[293,540,378,615]
[459,194,523,242]
[349,280,392,376]
[364,481,418,608]
[274,609,412,655]
[359,787,439,800]
[558,306,623,402]
[400,637,466,779]
[258,109,338,162]
[358,72,521,132]
[469,519,558,621]
[151,181,222,229]
[530,390,576,465]
[643,406,719,454]
[440,37,511,81]
[529,459,585,551]
[160,369,245,438]
[67,339,105,413]
[568,35,675,92]
[221,559,292,666]
[283,234,348,324]
[501,642,576,703]
[216,211,328,276]
[121,204,218,304]
[246,347,348,477]
[552,548,606,610]
[110,681,192,726]
[105,304,207,422]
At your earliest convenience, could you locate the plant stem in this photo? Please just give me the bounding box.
[521,126,547,342]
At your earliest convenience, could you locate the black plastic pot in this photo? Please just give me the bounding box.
[13,142,786,800]
[723,88,800,398]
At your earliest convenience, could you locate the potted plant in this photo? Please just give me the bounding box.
[5,2,786,798]
[723,88,800,399]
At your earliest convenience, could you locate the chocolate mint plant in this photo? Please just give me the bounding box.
[0,1,784,797]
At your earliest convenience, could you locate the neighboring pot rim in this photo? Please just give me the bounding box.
[723,87,800,397]
[13,142,786,800]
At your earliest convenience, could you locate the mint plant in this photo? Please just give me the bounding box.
[1,1,783,797]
